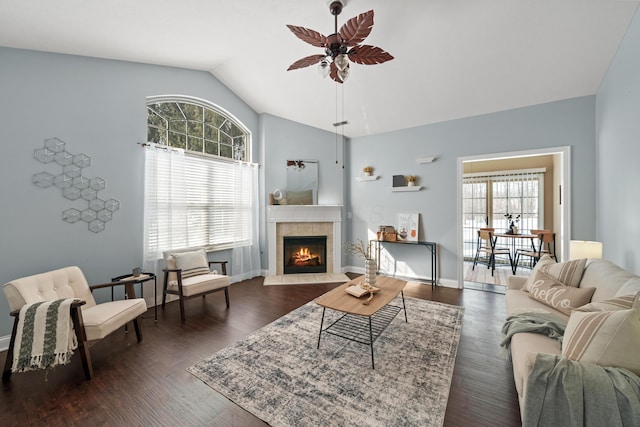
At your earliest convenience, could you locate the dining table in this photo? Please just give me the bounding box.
[494,233,537,274]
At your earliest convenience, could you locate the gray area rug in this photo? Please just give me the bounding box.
[188,296,464,427]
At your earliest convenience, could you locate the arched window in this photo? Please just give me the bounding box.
[143,96,258,263]
[147,97,248,161]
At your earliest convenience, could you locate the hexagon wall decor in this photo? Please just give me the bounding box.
[33,137,120,233]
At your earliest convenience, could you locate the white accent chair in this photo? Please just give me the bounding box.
[2,266,147,380]
[162,248,231,322]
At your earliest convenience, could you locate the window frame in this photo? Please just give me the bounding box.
[463,169,545,259]
[144,96,255,257]
[146,95,250,162]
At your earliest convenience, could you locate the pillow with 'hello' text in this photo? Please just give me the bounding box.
[527,271,595,316]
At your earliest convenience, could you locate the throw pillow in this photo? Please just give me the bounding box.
[523,255,587,292]
[174,249,210,278]
[527,271,596,316]
[522,255,556,292]
[574,293,637,313]
[562,293,640,375]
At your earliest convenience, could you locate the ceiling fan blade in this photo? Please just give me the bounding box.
[286,25,327,48]
[348,45,394,65]
[338,10,374,46]
[329,62,343,84]
[287,54,326,71]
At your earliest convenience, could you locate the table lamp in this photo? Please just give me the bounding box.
[569,240,603,260]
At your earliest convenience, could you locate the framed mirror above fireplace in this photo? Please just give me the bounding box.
[286,159,318,205]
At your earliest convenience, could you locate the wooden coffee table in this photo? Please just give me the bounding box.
[315,276,407,369]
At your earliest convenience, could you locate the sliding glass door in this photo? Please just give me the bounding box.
[463,170,544,259]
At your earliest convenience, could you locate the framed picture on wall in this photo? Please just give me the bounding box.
[397,213,420,241]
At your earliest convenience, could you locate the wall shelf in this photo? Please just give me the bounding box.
[355,175,379,182]
[416,156,436,164]
[390,186,422,192]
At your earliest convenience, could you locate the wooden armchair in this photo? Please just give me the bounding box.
[2,266,147,381]
[162,248,231,322]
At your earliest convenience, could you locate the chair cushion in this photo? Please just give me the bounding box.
[510,332,562,400]
[173,249,210,278]
[167,273,230,297]
[81,298,147,340]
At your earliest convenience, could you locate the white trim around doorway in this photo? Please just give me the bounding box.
[456,146,571,289]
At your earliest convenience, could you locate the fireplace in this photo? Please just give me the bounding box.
[267,205,342,276]
[283,236,327,274]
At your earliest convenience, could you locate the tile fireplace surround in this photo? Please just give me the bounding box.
[267,205,343,276]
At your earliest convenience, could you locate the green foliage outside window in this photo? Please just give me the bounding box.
[147,100,248,161]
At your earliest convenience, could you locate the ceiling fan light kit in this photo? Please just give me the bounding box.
[287,0,393,83]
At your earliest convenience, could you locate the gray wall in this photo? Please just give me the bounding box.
[0,47,259,337]
[596,8,640,273]
[346,96,597,282]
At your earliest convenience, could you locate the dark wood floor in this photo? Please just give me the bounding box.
[0,274,522,426]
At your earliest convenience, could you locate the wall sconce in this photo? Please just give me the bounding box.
[569,240,603,260]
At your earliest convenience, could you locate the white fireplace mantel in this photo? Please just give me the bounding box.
[267,205,343,276]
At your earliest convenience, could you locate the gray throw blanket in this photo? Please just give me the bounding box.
[524,354,640,427]
[500,312,566,358]
[13,299,78,373]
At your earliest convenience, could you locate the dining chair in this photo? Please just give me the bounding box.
[472,229,513,276]
[514,230,557,272]
[472,227,494,267]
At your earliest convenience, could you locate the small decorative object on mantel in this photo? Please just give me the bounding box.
[363,166,374,176]
[392,175,405,187]
[344,239,378,304]
[270,189,284,205]
[406,175,418,187]
[504,213,520,234]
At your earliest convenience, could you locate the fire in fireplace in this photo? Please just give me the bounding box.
[283,236,327,274]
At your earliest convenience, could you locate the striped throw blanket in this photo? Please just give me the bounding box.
[12,298,79,373]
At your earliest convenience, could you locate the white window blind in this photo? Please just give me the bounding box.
[143,143,258,261]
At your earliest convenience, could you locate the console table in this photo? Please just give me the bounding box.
[370,239,437,288]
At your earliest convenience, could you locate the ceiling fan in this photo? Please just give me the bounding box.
[286,0,394,83]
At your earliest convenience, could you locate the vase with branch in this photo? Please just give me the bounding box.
[504,213,521,234]
[344,239,377,304]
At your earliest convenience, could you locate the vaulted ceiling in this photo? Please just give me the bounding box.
[1,0,638,137]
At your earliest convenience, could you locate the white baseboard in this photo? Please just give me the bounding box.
[0,334,10,352]
[437,278,460,288]
[342,265,460,288]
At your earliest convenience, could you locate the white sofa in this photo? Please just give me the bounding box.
[505,258,640,413]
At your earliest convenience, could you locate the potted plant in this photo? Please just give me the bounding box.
[363,166,374,176]
[406,175,417,187]
[504,213,521,234]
